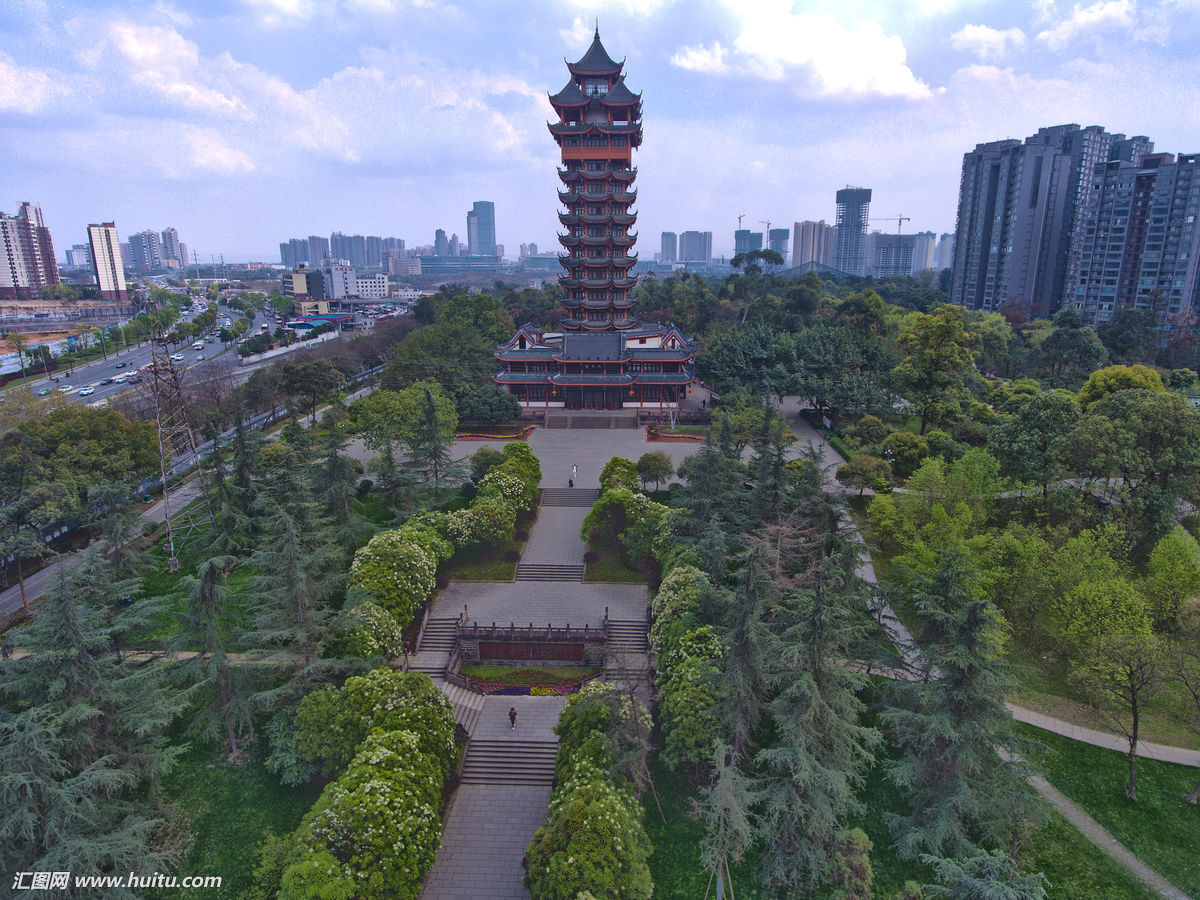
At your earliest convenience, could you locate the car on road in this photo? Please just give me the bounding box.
[113,361,127,368]
[100,377,114,385]
[196,354,206,361]
[170,353,185,362]
[37,386,52,395]
[57,384,76,394]
[78,385,96,396]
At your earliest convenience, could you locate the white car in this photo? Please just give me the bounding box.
[113,373,128,383]
[78,385,96,396]
[57,383,76,394]
[170,353,185,362]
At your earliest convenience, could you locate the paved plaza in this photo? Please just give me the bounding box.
[432,580,648,628]
[420,784,550,900]
[518,506,588,565]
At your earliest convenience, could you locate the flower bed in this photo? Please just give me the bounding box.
[455,424,536,441]
[459,665,599,695]
[645,424,704,442]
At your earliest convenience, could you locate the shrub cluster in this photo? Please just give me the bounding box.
[649,563,724,771]
[348,529,437,631]
[445,443,542,550]
[524,683,653,900]
[253,670,457,900]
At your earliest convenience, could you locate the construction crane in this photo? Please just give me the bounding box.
[759,219,771,233]
[870,213,911,233]
[737,214,745,229]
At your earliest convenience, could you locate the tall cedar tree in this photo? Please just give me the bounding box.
[229,412,261,524]
[679,431,745,528]
[716,534,781,759]
[753,499,882,890]
[244,443,347,712]
[882,555,1035,860]
[746,406,793,527]
[0,557,181,890]
[313,426,371,554]
[200,421,249,560]
[170,556,254,756]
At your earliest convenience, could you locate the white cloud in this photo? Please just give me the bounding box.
[105,23,247,115]
[181,126,255,174]
[0,52,68,113]
[950,24,1028,61]
[559,16,592,48]
[1035,0,1135,50]
[669,41,730,74]
[562,0,675,17]
[671,3,931,100]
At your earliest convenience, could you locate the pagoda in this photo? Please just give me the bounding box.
[494,29,696,412]
[550,27,642,330]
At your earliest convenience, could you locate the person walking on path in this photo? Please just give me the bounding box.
[571,463,577,480]
[509,707,519,730]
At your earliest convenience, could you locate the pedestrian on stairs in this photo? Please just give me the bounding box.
[509,707,519,730]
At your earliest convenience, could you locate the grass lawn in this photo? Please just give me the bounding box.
[584,534,645,583]
[443,509,536,582]
[645,732,1162,899]
[1019,721,1200,897]
[165,739,321,899]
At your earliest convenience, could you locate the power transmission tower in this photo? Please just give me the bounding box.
[139,298,215,571]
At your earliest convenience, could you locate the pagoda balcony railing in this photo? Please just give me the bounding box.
[557,233,636,247]
[577,256,637,268]
[578,298,635,309]
[558,188,638,205]
[557,166,637,181]
[558,212,636,226]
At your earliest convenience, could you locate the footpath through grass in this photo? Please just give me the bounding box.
[1020,721,1200,897]
[644,735,1163,899]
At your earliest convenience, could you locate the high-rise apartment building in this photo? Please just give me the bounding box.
[678,231,712,266]
[767,228,789,263]
[934,233,955,270]
[467,201,497,257]
[912,232,937,272]
[0,201,60,301]
[160,227,185,270]
[660,231,677,262]
[833,187,872,276]
[950,124,1151,316]
[128,230,163,273]
[869,233,918,277]
[734,230,763,254]
[307,235,330,266]
[434,229,449,257]
[66,244,92,269]
[1071,152,1200,325]
[792,220,833,270]
[87,222,127,301]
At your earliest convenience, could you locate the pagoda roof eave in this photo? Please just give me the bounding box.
[566,31,624,76]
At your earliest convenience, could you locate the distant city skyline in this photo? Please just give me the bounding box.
[2,1,1197,262]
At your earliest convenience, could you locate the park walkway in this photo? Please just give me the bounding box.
[418,480,651,900]
[783,402,1198,899]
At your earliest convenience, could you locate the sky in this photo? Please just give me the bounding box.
[2,0,1198,264]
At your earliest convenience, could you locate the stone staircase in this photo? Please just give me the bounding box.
[540,487,599,507]
[515,562,585,582]
[418,617,458,652]
[605,618,649,653]
[438,680,486,735]
[604,618,652,684]
[460,739,559,785]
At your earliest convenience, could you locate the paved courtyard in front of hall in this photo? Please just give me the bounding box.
[431,580,648,628]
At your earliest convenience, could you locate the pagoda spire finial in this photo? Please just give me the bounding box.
[595,19,599,38]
